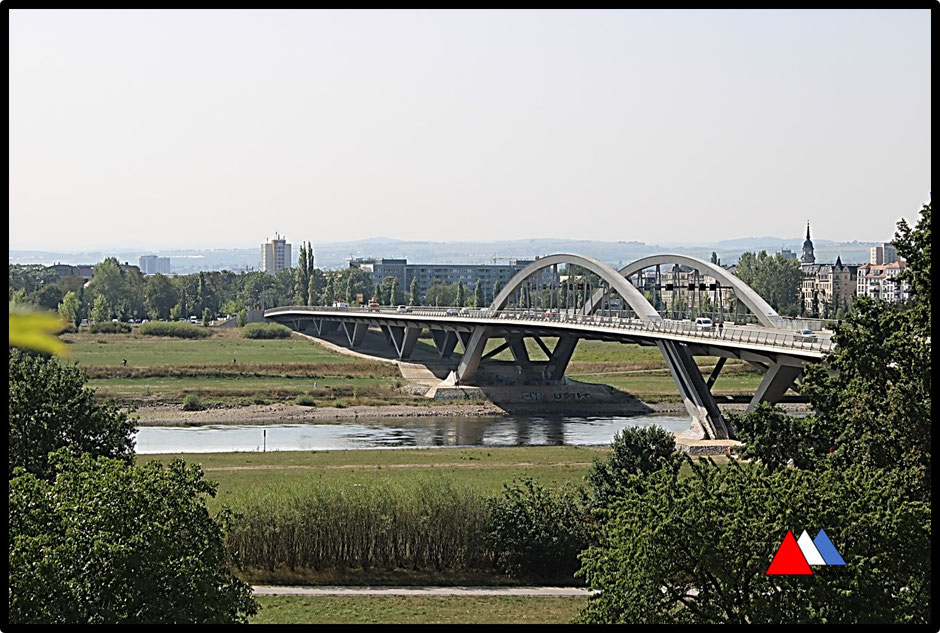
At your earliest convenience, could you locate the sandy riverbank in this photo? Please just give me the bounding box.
[132,400,809,426]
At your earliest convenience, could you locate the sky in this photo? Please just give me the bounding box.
[9,9,931,251]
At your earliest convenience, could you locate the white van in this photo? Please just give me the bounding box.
[332,301,350,308]
[190,315,199,324]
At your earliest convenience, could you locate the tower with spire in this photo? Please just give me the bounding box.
[801,221,815,267]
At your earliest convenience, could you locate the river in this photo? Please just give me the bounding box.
[134,413,693,454]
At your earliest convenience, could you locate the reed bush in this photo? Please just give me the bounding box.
[139,321,210,339]
[227,478,492,575]
[242,323,293,339]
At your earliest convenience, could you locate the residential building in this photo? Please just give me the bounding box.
[798,223,859,317]
[870,243,898,265]
[139,255,171,275]
[349,257,556,305]
[261,233,292,274]
[857,261,909,302]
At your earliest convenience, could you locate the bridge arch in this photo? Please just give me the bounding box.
[618,254,781,329]
[488,253,663,323]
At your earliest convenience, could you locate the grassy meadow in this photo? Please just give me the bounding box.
[250,595,589,624]
[61,325,766,409]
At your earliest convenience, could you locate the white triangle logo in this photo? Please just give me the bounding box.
[797,530,826,565]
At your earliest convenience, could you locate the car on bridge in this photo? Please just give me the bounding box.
[459,307,471,315]
[794,328,817,342]
[445,308,459,316]
[694,317,714,330]
[368,300,381,311]
[396,305,413,313]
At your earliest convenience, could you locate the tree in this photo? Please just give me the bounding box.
[295,243,309,305]
[576,458,929,624]
[710,251,718,265]
[237,309,248,327]
[202,307,212,326]
[9,452,258,623]
[492,280,502,303]
[88,258,124,311]
[388,277,403,306]
[579,202,931,624]
[145,274,179,321]
[31,283,64,311]
[170,304,182,321]
[586,426,681,510]
[474,279,484,308]
[8,349,136,480]
[455,280,465,307]
[90,294,110,323]
[409,276,420,306]
[58,291,81,328]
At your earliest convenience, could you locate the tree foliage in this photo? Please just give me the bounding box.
[9,452,258,623]
[579,201,931,623]
[734,251,802,316]
[8,349,136,480]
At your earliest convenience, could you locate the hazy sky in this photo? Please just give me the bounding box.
[10,9,931,251]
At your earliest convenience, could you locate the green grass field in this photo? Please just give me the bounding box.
[250,595,588,624]
[62,328,367,366]
[63,327,766,407]
[140,445,609,511]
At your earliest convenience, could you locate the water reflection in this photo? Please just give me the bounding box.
[135,414,693,454]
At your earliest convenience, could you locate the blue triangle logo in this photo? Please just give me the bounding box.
[813,529,845,565]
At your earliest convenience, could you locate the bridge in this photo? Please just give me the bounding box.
[266,253,833,440]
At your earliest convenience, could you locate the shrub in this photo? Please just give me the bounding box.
[242,322,292,339]
[139,321,210,339]
[181,394,205,411]
[295,394,318,406]
[89,321,131,334]
[250,393,269,405]
[486,478,591,581]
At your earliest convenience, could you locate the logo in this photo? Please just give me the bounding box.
[766,529,845,575]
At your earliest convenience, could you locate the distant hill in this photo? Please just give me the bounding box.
[9,236,882,273]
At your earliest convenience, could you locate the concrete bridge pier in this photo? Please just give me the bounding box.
[431,330,459,358]
[657,340,732,440]
[341,321,368,348]
[387,325,421,359]
[747,363,803,412]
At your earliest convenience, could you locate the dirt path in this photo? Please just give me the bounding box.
[202,461,597,472]
[252,585,595,597]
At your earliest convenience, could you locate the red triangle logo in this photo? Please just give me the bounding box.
[766,530,813,575]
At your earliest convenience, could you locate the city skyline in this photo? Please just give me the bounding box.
[9,9,930,251]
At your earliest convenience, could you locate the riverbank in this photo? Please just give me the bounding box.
[132,399,810,426]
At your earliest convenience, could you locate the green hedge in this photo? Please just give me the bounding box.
[139,321,210,339]
[242,323,293,339]
[89,322,132,334]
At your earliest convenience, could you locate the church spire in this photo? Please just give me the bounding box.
[801,221,815,266]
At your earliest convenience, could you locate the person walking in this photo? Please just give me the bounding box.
[717,321,724,337]
[122,358,127,367]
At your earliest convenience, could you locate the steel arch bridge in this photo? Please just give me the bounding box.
[266,253,830,440]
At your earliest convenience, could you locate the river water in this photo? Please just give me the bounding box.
[134,414,693,454]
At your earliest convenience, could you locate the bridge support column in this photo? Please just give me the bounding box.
[658,340,731,440]
[431,330,459,358]
[547,336,579,381]
[456,327,490,383]
[380,325,393,346]
[705,357,726,391]
[747,363,802,411]
[388,325,420,359]
[341,321,368,347]
[507,336,531,366]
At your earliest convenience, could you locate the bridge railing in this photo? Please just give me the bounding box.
[265,305,835,354]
